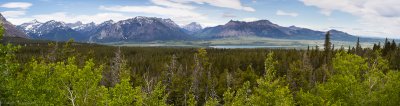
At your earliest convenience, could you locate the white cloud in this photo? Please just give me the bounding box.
[300,0,400,38]
[5,0,253,28]
[99,6,202,19]
[171,0,255,12]
[151,0,195,9]
[98,5,211,26]
[241,17,259,22]
[1,11,26,17]
[6,12,130,25]
[221,12,237,18]
[276,10,299,17]
[0,2,32,9]
[99,0,243,27]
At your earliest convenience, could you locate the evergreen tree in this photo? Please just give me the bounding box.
[391,40,397,50]
[323,32,332,65]
[356,37,362,55]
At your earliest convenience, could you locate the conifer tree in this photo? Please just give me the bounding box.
[391,40,397,50]
[323,32,332,65]
[356,37,362,55]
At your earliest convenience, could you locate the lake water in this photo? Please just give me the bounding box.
[209,45,304,49]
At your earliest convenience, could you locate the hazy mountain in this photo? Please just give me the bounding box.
[17,20,87,41]
[182,22,202,34]
[0,13,28,38]
[197,20,358,41]
[88,16,189,42]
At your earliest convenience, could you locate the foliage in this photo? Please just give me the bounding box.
[2,27,400,105]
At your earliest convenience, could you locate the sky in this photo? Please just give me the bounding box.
[0,0,399,39]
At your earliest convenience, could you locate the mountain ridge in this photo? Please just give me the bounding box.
[6,15,367,42]
[0,13,28,38]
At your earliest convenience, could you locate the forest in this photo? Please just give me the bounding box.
[1,25,400,106]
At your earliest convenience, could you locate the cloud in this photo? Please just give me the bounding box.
[1,11,26,17]
[6,12,131,25]
[276,10,299,17]
[0,2,32,9]
[221,12,237,18]
[99,0,240,27]
[99,6,203,19]
[151,0,195,9]
[300,0,400,38]
[167,0,255,12]
[241,17,259,22]
[187,0,255,12]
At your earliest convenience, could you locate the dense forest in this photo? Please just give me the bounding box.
[1,25,400,106]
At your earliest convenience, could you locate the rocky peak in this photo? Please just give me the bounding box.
[288,25,303,30]
[249,20,280,28]
[43,20,67,28]
[30,19,41,24]
[183,22,202,32]
[0,13,6,23]
[225,20,245,26]
[66,21,83,28]
[100,20,114,25]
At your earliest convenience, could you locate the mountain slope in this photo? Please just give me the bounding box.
[17,20,87,41]
[14,16,364,43]
[89,16,189,42]
[197,20,358,41]
[0,13,28,38]
[182,22,202,34]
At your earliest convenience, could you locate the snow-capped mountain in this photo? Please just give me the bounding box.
[65,21,83,29]
[14,16,360,42]
[17,20,87,41]
[74,22,96,32]
[182,22,202,34]
[88,16,189,42]
[17,16,189,42]
[17,20,42,34]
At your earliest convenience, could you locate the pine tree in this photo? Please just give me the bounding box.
[383,38,390,56]
[324,32,332,64]
[356,37,362,55]
[391,40,397,50]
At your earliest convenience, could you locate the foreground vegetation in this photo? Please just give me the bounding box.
[1,26,400,105]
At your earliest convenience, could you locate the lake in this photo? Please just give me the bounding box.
[209,45,304,49]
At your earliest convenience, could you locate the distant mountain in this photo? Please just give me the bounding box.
[14,15,366,42]
[182,22,202,34]
[17,20,87,41]
[65,21,83,29]
[197,20,285,38]
[19,17,189,42]
[0,13,28,38]
[88,16,189,42]
[196,20,358,41]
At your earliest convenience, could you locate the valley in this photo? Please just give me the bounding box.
[105,37,378,49]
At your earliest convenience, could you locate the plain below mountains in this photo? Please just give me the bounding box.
[1,13,367,43]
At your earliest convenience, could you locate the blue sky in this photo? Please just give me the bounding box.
[0,0,399,38]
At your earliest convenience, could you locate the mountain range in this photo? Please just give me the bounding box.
[1,13,362,42]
